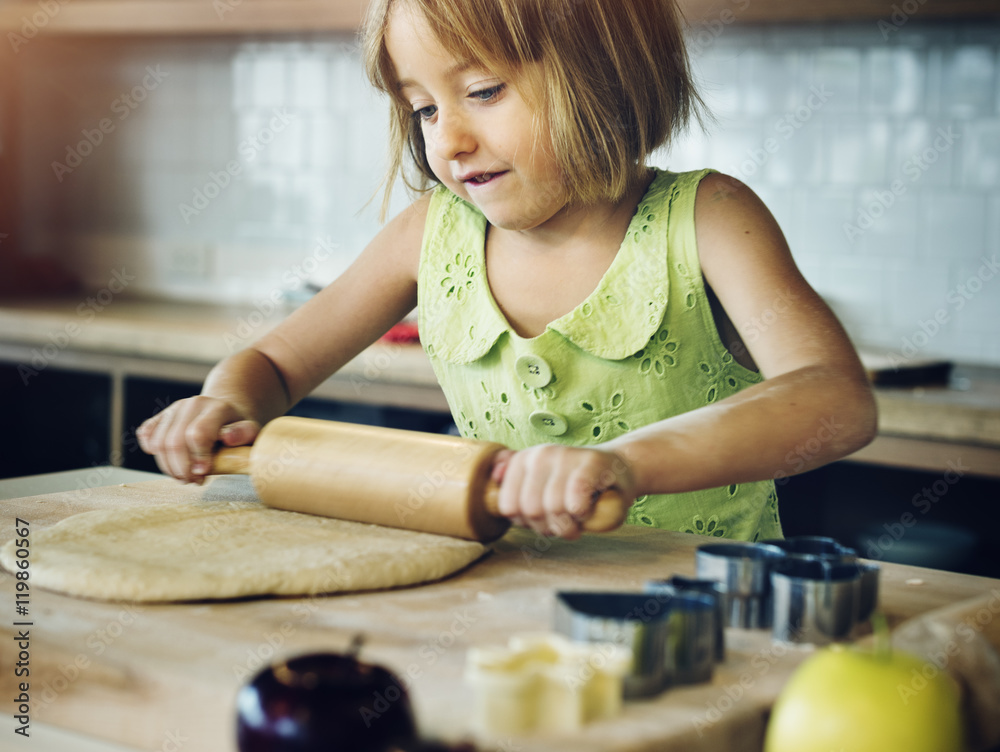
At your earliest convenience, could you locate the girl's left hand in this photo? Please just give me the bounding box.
[490,445,636,540]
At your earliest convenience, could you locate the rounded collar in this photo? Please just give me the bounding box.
[425,169,681,364]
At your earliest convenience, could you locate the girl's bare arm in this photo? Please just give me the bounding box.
[606,173,877,495]
[494,173,876,538]
[138,196,429,481]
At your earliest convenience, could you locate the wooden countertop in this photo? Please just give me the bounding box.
[0,297,439,388]
[0,297,448,413]
[2,478,999,752]
[867,365,1000,448]
[1,297,998,469]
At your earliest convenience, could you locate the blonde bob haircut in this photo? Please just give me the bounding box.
[363,0,702,218]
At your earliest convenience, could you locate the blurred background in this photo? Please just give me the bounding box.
[0,0,997,576]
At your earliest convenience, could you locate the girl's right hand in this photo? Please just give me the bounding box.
[136,396,261,483]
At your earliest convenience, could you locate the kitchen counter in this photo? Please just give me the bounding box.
[849,363,1000,479]
[0,298,448,468]
[0,466,161,500]
[1,297,998,477]
[1,477,999,752]
[0,714,144,752]
[0,296,444,404]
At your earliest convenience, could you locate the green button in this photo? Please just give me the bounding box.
[515,354,553,387]
[529,410,568,436]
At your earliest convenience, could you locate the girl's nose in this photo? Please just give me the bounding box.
[427,110,476,161]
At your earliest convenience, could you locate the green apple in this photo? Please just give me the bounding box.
[765,626,963,752]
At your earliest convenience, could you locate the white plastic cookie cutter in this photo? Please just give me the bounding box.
[464,632,631,736]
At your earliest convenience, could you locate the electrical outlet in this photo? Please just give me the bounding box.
[165,242,213,279]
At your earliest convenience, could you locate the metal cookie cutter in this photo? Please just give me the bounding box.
[770,557,860,644]
[695,542,786,628]
[641,580,718,684]
[554,591,672,697]
[554,591,715,695]
[762,536,858,562]
[854,560,881,623]
[765,537,880,626]
[645,575,726,663]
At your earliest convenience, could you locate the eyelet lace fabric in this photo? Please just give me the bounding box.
[417,169,782,542]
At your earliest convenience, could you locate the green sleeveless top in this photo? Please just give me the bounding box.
[417,168,782,542]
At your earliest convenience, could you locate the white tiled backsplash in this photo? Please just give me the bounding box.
[11,20,1000,366]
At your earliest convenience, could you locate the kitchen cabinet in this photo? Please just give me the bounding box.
[3,298,1000,475]
[0,299,451,477]
[0,0,997,36]
[0,365,112,478]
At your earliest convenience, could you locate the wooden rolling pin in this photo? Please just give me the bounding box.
[209,416,629,542]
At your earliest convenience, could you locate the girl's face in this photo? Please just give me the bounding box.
[385,3,568,233]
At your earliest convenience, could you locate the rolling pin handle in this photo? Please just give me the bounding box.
[583,489,630,533]
[482,482,628,534]
[210,446,252,475]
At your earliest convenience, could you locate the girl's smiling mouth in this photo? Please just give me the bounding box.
[460,170,508,186]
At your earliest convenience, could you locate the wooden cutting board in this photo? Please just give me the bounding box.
[1,478,998,752]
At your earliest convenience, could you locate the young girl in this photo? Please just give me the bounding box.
[138,0,877,542]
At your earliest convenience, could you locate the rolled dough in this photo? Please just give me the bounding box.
[0,501,488,602]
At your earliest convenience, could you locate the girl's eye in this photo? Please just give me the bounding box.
[470,83,505,103]
[413,104,438,122]
[411,83,504,123]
